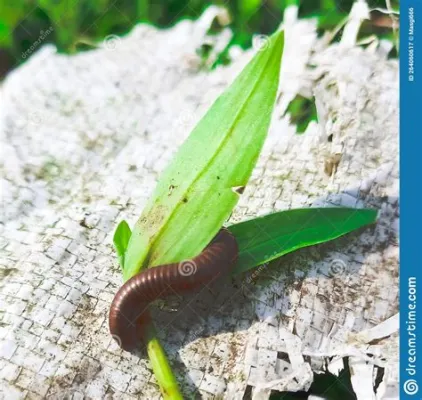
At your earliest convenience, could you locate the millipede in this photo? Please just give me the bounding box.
[109,228,238,351]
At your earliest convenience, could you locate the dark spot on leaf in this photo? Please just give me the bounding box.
[182,197,188,203]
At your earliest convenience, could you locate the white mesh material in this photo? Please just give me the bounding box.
[0,6,398,399]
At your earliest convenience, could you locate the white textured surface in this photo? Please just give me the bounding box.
[0,5,398,400]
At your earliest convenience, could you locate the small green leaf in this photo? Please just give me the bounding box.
[123,29,285,281]
[228,207,378,275]
[113,220,132,269]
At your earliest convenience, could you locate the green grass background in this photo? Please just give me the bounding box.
[0,0,398,77]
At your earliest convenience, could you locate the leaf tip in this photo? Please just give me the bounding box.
[362,208,379,223]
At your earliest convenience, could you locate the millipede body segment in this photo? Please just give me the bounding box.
[109,228,238,351]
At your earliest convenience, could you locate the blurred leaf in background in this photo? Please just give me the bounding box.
[285,95,318,134]
[37,0,80,50]
[0,0,399,79]
[0,1,29,48]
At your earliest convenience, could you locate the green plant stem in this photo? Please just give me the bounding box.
[142,319,183,399]
[120,266,182,398]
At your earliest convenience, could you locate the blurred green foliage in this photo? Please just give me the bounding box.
[0,0,398,130]
[1,0,398,68]
[286,95,318,133]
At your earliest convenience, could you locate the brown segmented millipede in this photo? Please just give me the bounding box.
[109,228,238,351]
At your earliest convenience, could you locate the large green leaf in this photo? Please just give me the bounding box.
[228,207,378,275]
[122,30,284,281]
